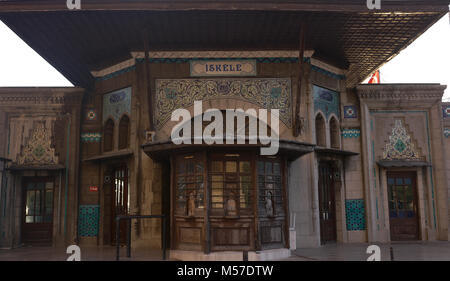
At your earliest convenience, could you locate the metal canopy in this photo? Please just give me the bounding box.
[0,1,448,89]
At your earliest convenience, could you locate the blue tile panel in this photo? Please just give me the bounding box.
[80,132,101,143]
[102,87,131,123]
[78,205,100,237]
[341,129,360,138]
[345,199,366,231]
[313,85,340,120]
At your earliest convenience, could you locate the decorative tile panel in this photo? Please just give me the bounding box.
[345,199,366,231]
[383,120,420,160]
[341,128,361,138]
[78,205,100,237]
[81,132,102,143]
[442,105,450,118]
[444,128,450,138]
[102,87,131,123]
[313,85,340,120]
[85,109,98,121]
[343,105,358,119]
[17,122,59,165]
[155,78,292,129]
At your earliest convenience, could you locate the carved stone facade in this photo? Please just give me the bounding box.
[0,61,449,260]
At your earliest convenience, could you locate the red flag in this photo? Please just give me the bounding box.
[368,70,380,84]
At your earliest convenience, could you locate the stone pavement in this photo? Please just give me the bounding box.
[288,241,450,261]
[0,245,165,261]
[1,242,450,261]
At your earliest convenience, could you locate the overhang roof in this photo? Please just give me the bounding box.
[0,1,448,89]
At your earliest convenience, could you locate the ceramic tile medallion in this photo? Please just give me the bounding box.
[383,119,420,160]
[313,85,340,120]
[442,105,450,118]
[154,78,292,129]
[102,87,131,123]
[444,128,450,138]
[85,109,98,121]
[343,105,357,119]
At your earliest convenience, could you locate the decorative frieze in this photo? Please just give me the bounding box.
[357,84,446,101]
[341,128,361,138]
[81,132,101,143]
[155,78,292,129]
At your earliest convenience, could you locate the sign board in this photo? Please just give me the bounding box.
[190,60,257,77]
[89,186,98,192]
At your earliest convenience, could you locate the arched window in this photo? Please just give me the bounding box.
[118,115,130,149]
[315,113,326,147]
[330,117,340,149]
[103,119,114,152]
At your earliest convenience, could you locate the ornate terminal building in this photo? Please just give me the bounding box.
[0,1,449,260]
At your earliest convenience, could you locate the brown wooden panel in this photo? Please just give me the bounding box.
[179,227,202,244]
[212,227,249,246]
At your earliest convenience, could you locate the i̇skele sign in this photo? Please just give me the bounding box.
[190,60,257,77]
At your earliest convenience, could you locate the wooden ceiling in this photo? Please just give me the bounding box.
[0,1,448,89]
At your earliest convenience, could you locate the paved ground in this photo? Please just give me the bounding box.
[290,241,450,261]
[1,242,450,261]
[0,245,165,261]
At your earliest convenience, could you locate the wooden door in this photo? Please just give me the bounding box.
[22,177,54,245]
[318,162,337,244]
[257,157,286,250]
[172,153,205,251]
[209,153,254,251]
[111,165,129,245]
[387,172,419,241]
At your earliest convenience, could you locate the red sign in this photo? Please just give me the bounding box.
[89,186,98,192]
